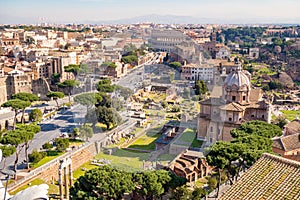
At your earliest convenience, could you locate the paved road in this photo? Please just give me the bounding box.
[0,104,86,170]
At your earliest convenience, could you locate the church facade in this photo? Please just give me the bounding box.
[197,62,271,144]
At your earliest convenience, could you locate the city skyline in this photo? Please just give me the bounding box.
[1,0,300,24]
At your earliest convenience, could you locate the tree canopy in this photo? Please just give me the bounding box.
[29,108,43,122]
[195,80,208,96]
[97,107,122,129]
[11,92,39,102]
[46,91,65,108]
[64,64,80,75]
[70,166,186,200]
[230,120,282,138]
[96,79,115,93]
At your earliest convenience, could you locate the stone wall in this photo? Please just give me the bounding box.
[32,78,51,100]
[0,77,8,105]
[8,142,98,193]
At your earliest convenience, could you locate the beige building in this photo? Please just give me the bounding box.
[198,62,271,144]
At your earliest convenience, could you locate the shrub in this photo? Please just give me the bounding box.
[28,149,46,163]
[42,142,52,150]
[55,138,69,152]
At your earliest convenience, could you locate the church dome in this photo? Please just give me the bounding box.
[224,64,251,91]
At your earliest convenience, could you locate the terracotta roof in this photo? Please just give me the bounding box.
[246,100,269,109]
[249,88,262,102]
[272,133,300,151]
[219,153,300,200]
[285,119,300,133]
[200,98,224,106]
[219,102,245,112]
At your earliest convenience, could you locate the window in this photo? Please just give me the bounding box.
[262,115,265,119]
[232,96,236,101]
[210,127,213,132]
[251,114,255,118]
[229,117,232,121]
[243,96,246,101]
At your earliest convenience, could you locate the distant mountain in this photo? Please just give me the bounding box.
[85,14,220,25]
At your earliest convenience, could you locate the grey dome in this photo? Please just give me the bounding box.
[224,65,251,91]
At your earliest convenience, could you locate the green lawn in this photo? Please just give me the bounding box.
[127,125,163,151]
[173,128,195,146]
[10,178,59,196]
[73,162,99,180]
[191,137,204,148]
[157,154,177,162]
[30,151,64,169]
[281,110,300,121]
[128,134,160,151]
[94,149,150,172]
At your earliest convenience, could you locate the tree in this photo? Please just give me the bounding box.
[11,92,39,123]
[195,80,208,96]
[55,138,69,152]
[11,92,39,102]
[206,141,246,195]
[96,79,115,93]
[78,63,90,77]
[2,99,31,130]
[51,73,61,84]
[115,85,133,100]
[70,166,135,200]
[1,129,25,176]
[274,116,288,129]
[26,36,35,45]
[0,145,16,169]
[230,120,282,138]
[64,64,80,76]
[29,108,43,122]
[121,55,138,66]
[78,124,93,141]
[96,92,112,108]
[171,185,191,200]
[17,124,41,169]
[58,80,79,103]
[74,92,99,112]
[28,148,46,164]
[169,62,182,70]
[134,170,172,200]
[191,187,207,200]
[46,91,65,109]
[42,142,52,150]
[97,107,122,130]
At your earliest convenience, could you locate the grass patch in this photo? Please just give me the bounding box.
[191,137,203,148]
[173,128,195,146]
[10,178,59,196]
[30,151,63,169]
[157,154,177,162]
[94,149,149,172]
[108,137,127,148]
[281,110,300,121]
[73,162,99,180]
[128,134,160,151]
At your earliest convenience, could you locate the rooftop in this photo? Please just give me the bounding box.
[273,133,300,152]
[219,153,300,200]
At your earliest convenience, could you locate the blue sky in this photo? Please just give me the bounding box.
[0,0,299,24]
